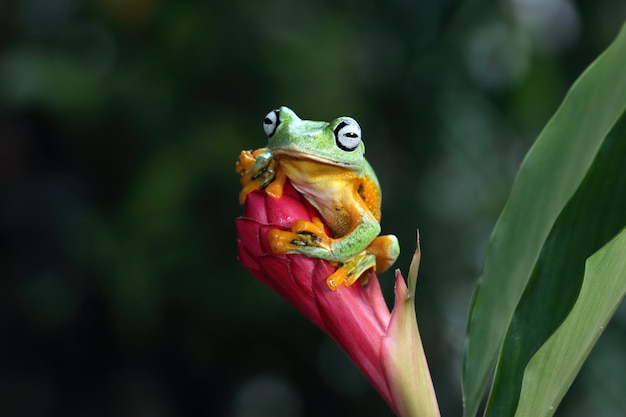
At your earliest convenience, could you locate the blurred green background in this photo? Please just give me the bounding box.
[1,0,626,416]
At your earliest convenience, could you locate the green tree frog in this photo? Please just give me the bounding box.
[237,106,399,290]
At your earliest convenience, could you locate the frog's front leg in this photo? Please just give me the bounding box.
[268,215,391,290]
[268,217,334,254]
[236,148,287,204]
[269,216,380,260]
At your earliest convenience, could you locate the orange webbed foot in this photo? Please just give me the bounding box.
[236,148,287,204]
[268,217,333,254]
[325,252,377,291]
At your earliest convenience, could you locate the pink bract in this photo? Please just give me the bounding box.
[236,181,439,417]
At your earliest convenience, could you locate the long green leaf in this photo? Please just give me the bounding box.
[513,227,626,417]
[484,100,626,417]
[462,21,626,417]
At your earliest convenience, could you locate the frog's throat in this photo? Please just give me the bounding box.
[271,149,360,169]
[274,156,364,239]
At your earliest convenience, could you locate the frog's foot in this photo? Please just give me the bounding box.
[326,235,399,290]
[326,252,377,291]
[236,149,286,204]
[263,170,286,199]
[268,217,333,254]
[235,149,260,175]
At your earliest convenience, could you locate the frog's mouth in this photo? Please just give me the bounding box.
[271,149,358,169]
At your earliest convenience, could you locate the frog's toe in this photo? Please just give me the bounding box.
[268,229,302,253]
[236,150,257,174]
[326,267,350,291]
[263,171,286,199]
[236,149,284,204]
[292,217,328,237]
[268,226,329,254]
[326,252,377,291]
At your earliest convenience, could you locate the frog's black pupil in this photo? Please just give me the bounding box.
[334,121,360,152]
[264,110,280,137]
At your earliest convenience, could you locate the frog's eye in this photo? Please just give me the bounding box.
[263,109,280,138]
[334,120,361,151]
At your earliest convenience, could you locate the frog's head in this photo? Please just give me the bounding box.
[262,106,365,168]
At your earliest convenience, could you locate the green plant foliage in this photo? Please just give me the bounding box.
[462,21,626,417]
[485,102,626,417]
[513,227,626,417]
[3,1,626,415]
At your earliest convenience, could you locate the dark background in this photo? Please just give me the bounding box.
[1,0,626,416]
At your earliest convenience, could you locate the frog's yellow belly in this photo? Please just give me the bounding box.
[276,157,380,237]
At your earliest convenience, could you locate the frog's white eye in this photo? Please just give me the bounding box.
[334,120,361,151]
[263,109,280,138]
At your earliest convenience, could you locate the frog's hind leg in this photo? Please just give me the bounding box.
[368,235,400,273]
[326,252,377,291]
[325,234,400,290]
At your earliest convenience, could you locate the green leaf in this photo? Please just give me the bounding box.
[462,21,626,417]
[484,99,626,417]
[513,227,626,417]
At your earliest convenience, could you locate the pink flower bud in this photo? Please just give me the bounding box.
[236,182,439,417]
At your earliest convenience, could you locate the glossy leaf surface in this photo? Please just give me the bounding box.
[462,21,626,417]
[485,104,626,417]
[513,227,626,417]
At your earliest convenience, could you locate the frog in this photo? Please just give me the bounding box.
[236,106,399,291]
